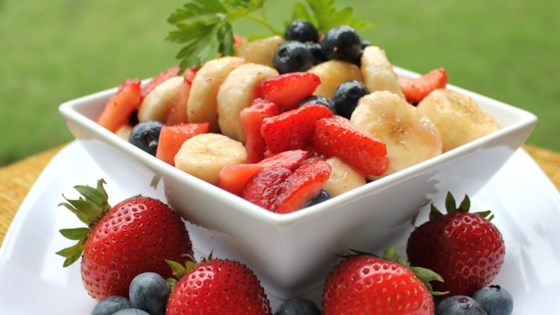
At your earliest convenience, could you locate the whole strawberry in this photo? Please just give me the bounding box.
[165,256,272,315]
[57,179,192,301]
[322,247,442,315]
[406,192,505,296]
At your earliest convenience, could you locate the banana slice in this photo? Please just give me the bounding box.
[323,157,366,197]
[307,60,363,98]
[174,133,247,185]
[417,89,499,152]
[350,91,442,177]
[138,76,185,123]
[217,63,278,142]
[360,46,405,99]
[115,125,132,141]
[187,57,245,132]
[234,36,284,68]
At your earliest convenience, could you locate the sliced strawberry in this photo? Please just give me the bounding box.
[97,79,142,132]
[259,149,310,169]
[261,104,333,154]
[399,67,447,104]
[217,150,310,196]
[242,167,292,211]
[156,123,209,166]
[274,157,331,214]
[142,66,181,98]
[240,99,280,163]
[218,163,265,196]
[313,116,388,177]
[257,72,321,112]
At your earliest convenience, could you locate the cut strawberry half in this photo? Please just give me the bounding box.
[240,99,280,163]
[257,72,321,112]
[97,79,142,132]
[242,166,292,211]
[217,150,310,196]
[156,123,209,166]
[274,157,331,214]
[313,116,388,177]
[261,104,333,154]
[399,67,447,104]
[142,66,181,98]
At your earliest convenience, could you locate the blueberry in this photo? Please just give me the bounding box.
[306,190,332,207]
[91,296,131,315]
[274,297,321,315]
[331,80,370,119]
[298,96,337,114]
[129,272,170,315]
[436,295,488,315]
[473,285,514,315]
[285,20,319,43]
[321,26,362,62]
[274,41,314,74]
[112,309,151,315]
[361,39,372,49]
[129,121,162,156]
[306,42,327,65]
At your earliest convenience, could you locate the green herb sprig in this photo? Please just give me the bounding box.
[166,0,373,69]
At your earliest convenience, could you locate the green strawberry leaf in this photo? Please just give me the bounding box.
[57,179,112,267]
[429,203,444,221]
[166,259,188,279]
[445,191,457,213]
[56,239,85,267]
[458,194,471,212]
[59,227,91,240]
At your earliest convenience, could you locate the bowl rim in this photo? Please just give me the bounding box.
[58,67,538,227]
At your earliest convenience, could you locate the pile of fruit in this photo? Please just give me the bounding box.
[58,1,516,313]
[95,17,498,214]
[58,179,513,314]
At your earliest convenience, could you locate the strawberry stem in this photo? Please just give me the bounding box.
[56,179,112,267]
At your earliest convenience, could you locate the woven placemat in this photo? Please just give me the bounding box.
[1,144,559,247]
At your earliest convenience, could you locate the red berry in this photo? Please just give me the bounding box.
[166,258,272,315]
[257,72,321,112]
[261,104,333,154]
[312,116,388,176]
[323,251,435,315]
[240,99,280,163]
[57,180,192,301]
[399,67,447,104]
[406,193,505,296]
[274,157,331,213]
[242,166,292,211]
[218,150,310,196]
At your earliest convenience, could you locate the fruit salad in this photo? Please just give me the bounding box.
[95,15,498,214]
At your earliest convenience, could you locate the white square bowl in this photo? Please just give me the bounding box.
[58,67,537,300]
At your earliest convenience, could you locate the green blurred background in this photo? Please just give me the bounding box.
[1,0,558,166]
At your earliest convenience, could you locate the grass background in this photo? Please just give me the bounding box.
[1,0,558,166]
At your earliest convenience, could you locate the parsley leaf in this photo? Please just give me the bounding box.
[293,0,373,33]
[167,0,373,69]
[167,0,267,69]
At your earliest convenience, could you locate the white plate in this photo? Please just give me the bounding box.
[0,141,559,314]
